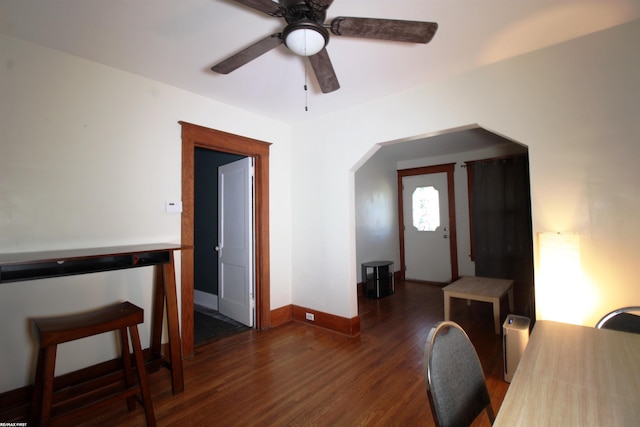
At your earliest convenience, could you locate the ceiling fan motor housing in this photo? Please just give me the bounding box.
[283,20,329,56]
[280,1,330,56]
[280,0,327,23]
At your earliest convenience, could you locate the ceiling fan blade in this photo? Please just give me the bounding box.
[231,0,284,16]
[308,48,340,93]
[211,33,283,74]
[330,17,438,44]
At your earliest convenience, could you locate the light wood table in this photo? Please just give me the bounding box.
[443,276,514,334]
[494,320,640,426]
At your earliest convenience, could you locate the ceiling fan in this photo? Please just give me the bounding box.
[211,0,438,93]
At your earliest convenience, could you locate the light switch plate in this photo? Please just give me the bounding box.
[165,200,183,213]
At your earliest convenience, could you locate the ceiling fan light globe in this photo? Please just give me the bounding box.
[284,26,327,56]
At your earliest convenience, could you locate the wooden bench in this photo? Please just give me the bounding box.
[31,302,155,426]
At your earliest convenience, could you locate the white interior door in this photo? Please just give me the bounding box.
[402,173,452,283]
[218,157,254,327]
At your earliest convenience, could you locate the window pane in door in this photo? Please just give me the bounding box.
[412,186,440,231]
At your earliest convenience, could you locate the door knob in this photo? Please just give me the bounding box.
[443,235,449,239]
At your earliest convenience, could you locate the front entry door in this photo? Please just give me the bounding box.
[218,157,255,327]
[402,170,454,283]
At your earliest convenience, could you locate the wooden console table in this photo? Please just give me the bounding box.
[0,243,186,394]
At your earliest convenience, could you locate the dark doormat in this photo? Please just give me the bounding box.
[194,307,251,346]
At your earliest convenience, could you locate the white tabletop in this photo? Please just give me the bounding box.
[494,320,640,426]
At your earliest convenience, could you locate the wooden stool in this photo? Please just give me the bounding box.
[31,302,156,427]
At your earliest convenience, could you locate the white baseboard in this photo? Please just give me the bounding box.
[194,289,218,311]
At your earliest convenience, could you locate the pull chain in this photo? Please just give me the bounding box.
[303,30,309,111]
[304,62,309,112]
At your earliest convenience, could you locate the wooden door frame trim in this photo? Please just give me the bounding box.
[179,121,271,357]
[397,164,458,283]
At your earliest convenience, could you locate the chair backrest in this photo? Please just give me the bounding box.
[424,321,495,427]
[596,306,640,333]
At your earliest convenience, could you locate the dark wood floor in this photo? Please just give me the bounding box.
[76,280,511,426]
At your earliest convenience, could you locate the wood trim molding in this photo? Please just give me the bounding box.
[270,305,293,328]
[180,121,272,357]
[292,305,361,337]
[268,305,360,337]
[397,164,459,283]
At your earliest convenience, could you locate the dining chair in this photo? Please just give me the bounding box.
[424,321,495,427]
[596,306,640,334]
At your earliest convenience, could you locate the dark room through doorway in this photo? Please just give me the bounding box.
[193,147,252,345]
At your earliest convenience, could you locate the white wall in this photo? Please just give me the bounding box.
[354,149,400,282]
[0,34,293,392]
[290,131,358,317]
[290,20,640,325]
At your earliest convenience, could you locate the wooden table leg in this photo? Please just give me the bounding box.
[163,252,184,394]
[493,298,501,334]
[150,265,165,361]
[150,253,184,394]
[444,293,451,321]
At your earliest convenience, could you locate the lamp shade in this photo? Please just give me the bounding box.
[283,23,327,56]
[537,232,594,325]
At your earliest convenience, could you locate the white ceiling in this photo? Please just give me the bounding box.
[2,0,638,127]
[2,1,638,160]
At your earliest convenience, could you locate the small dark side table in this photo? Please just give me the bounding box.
[361,261,395,299]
